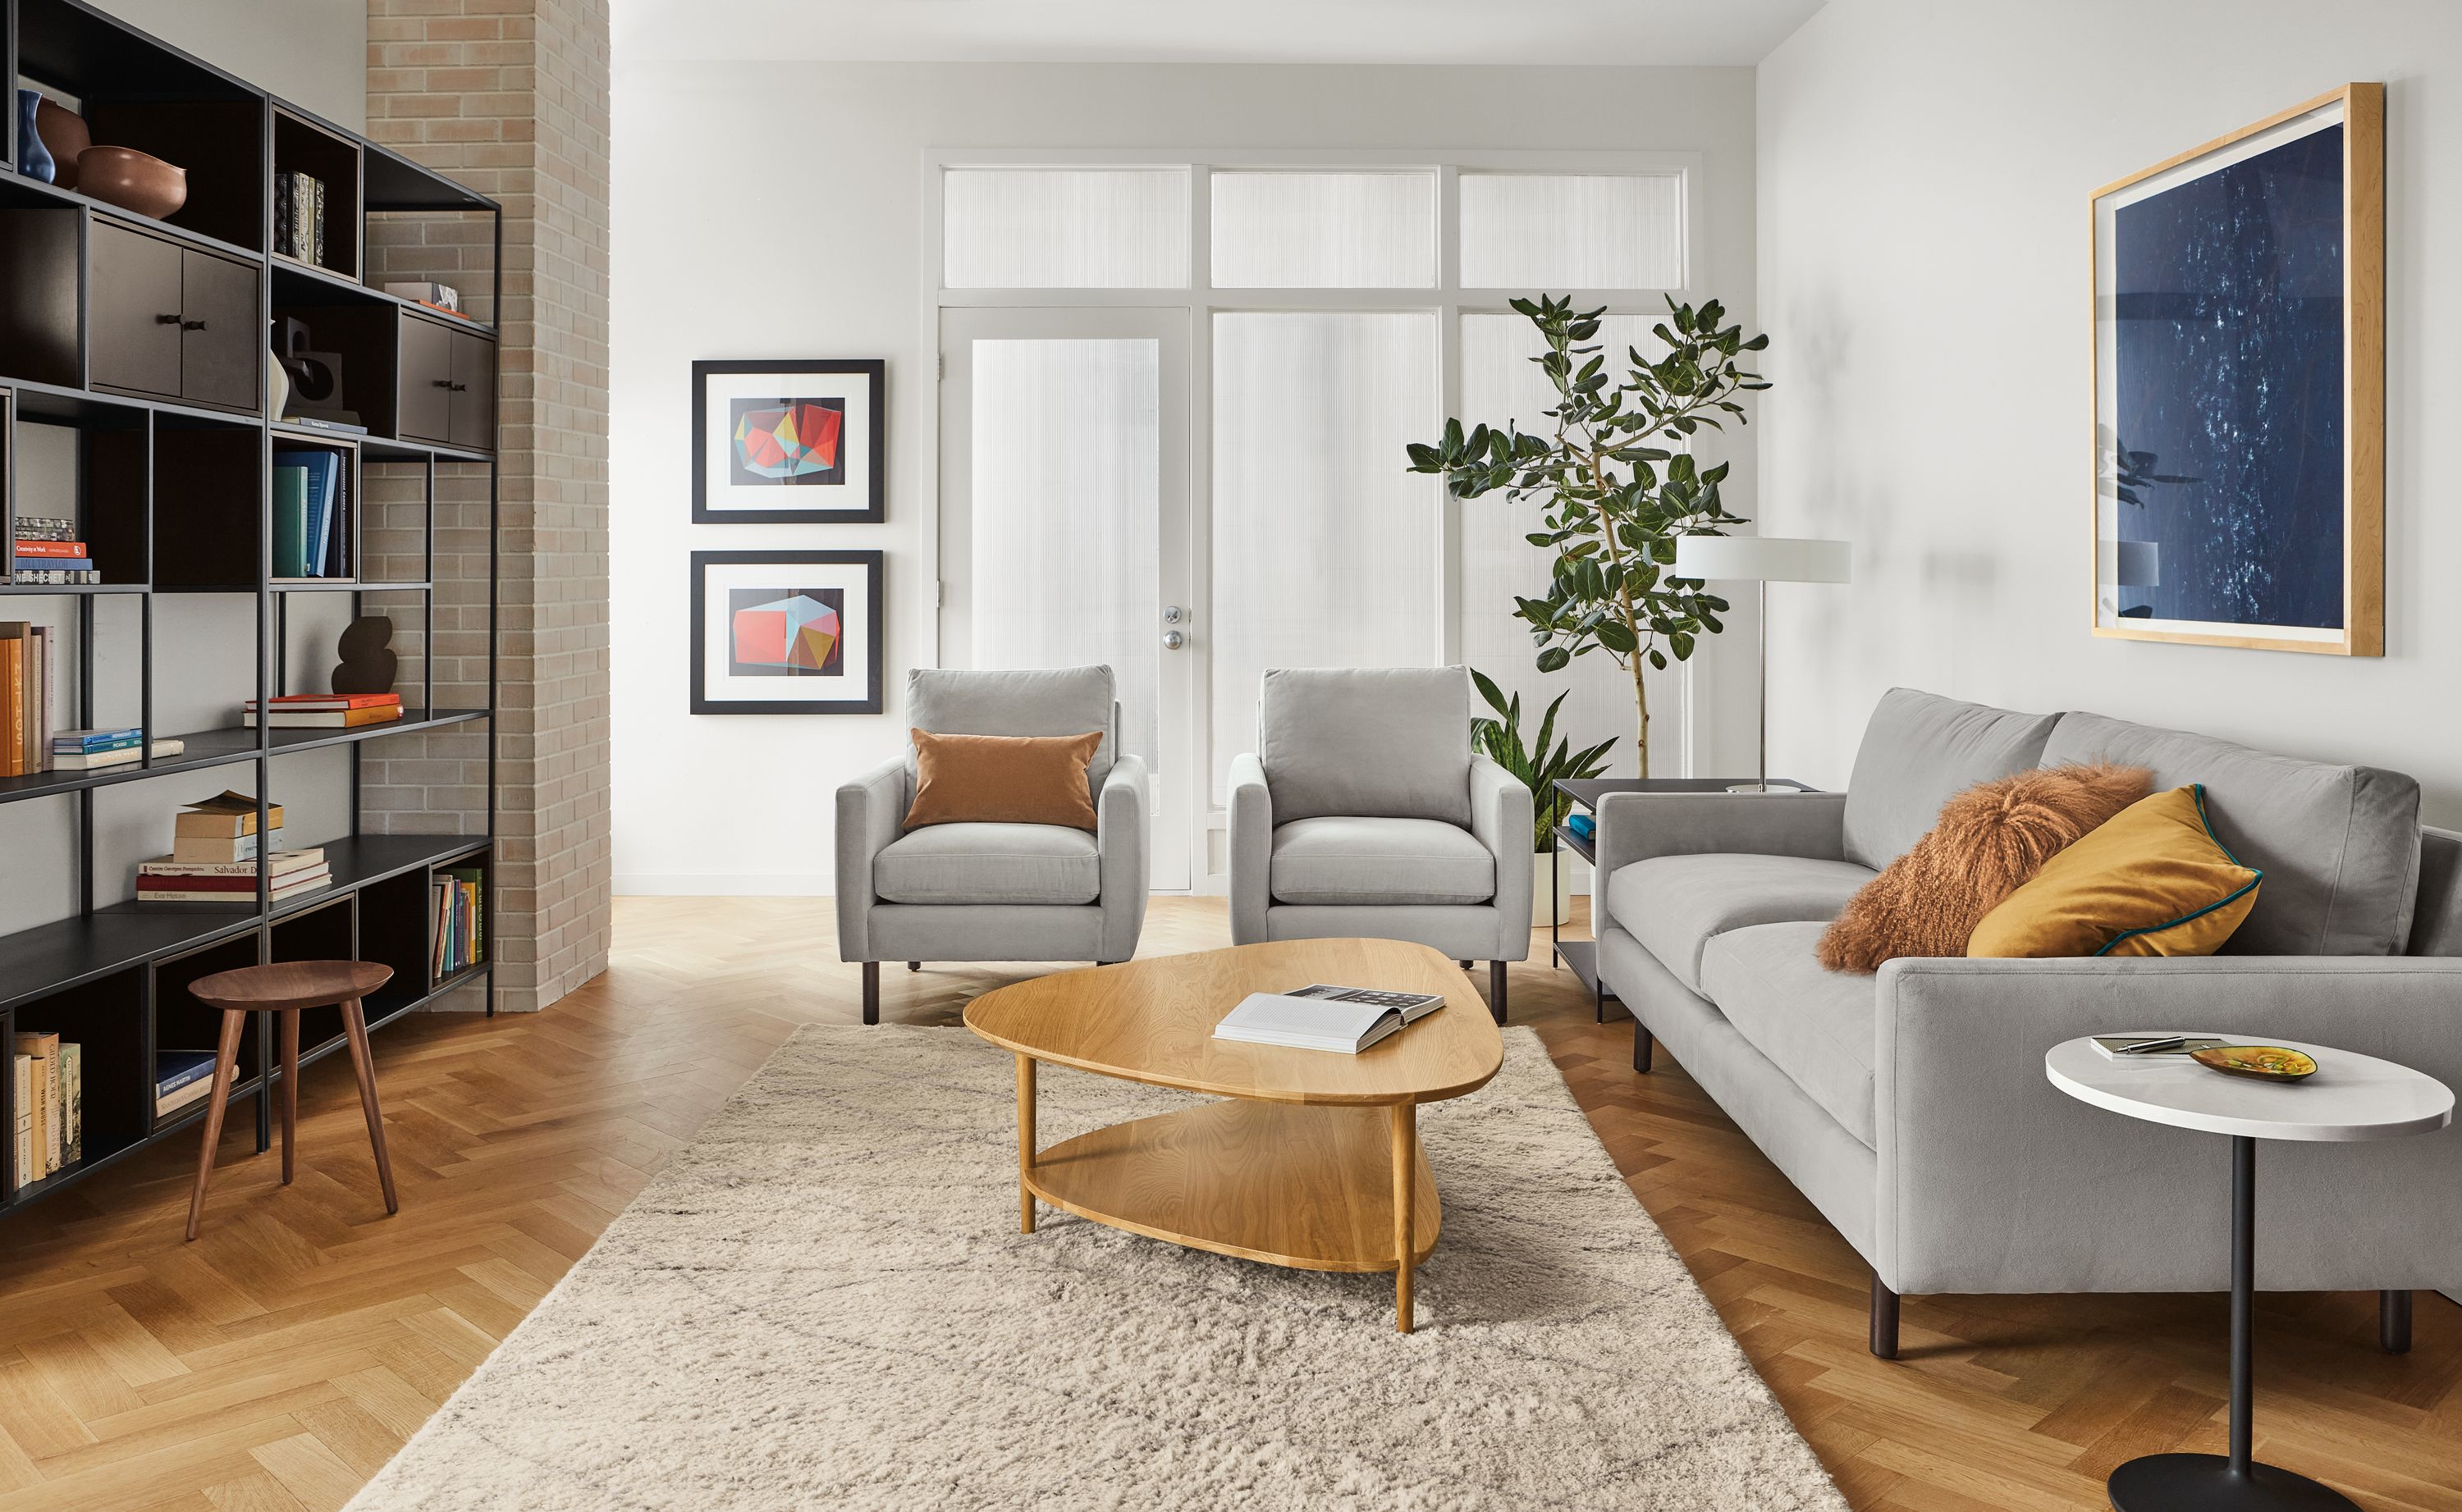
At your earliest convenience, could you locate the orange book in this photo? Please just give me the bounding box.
[0,633,22,778]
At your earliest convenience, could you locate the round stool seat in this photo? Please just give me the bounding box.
[190,960,393,1012]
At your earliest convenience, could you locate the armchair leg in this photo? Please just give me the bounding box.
[908,961,921,971]
[1487,961,1508,1025]
[1633,1025,1653,1074]
[861,962,880,1026]
[2382,1288,2413,1354]
[1458,960,1472,970]
[1870,1273,1901,1359]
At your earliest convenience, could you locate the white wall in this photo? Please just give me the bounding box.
[610,62,1763,894]
[1757,0,2462,826]
[91,0,366,130]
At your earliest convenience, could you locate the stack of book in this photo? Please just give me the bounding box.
[11,1031,83,1185]
[11,516,98,585]
[50,727,185,771]
[243,691,401,729]
[432,866,484,977]
[274,170,327,263]
[272,448,350,579]
[1,621,53,775]
[155,1049,220,1119]
[138,846,329,903]
[383,280,464,318]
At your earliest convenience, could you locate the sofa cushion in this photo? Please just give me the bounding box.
[874,822,1100,906]
[1270,816,1494,907]
[1257,667,1472,826]
[1699,921,1878,1149]
[1606,853,1878,993]
[907,666,1117,806]
[1842,687,2060,871]
[2039,711,2421,956]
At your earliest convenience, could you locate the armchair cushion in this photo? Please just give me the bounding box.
[1700,921,1879,1149]
[906,666,1118,806]
[1842,687,2059,870]
[1607,852,1876,993]
[1257,667,1471,825]
[1270,816,1495,907]
[873,823,1099,907]
[905,728,1101,832]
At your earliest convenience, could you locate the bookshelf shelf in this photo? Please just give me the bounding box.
[2,0,502,1221]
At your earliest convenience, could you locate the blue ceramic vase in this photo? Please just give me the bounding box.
[15,89,53,183]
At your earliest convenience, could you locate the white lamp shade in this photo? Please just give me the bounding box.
[1672,534,1851,584]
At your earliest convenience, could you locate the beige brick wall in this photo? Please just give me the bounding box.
[364,0,611,1012]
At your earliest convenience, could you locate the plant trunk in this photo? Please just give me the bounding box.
[1631,656,1651,779]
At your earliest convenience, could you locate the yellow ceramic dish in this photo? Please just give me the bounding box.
[2191,1044,2318,1081]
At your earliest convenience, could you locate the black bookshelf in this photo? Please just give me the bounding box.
[0,0,501,1218]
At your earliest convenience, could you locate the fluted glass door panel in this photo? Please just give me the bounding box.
[1210,171,1437,289]
[1458,172,1686,290]
[943,167,1190,289]
[1210,310,1442,796]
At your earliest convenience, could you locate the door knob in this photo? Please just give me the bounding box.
[1162,630,1185,651]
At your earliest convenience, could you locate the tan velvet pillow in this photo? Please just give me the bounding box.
[904,728,1103,833]
[1816,761,2153,974]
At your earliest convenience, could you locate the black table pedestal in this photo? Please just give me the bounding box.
[2106,1136,2358,1512]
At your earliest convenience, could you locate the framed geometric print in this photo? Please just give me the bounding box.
[691,359,886,523]
[2090,84,2382,656]
[690,550,885,715]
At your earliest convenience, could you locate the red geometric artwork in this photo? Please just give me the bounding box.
[731,398,844,484]
[729,588,843,677]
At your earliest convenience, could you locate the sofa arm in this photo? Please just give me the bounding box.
[833,756,907,963]
[1593,788,1848,877]
[1227,752,1272,944]
[1470,755,1535,958]
[1874,955,2462,1295]
[1097,755,1151,962]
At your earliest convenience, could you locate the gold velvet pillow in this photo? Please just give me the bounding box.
[904,729,1103,833]
[1817,762,2153,974]
[1967,783,2262,958]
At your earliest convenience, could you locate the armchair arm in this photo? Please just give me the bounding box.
[1593,789,1848,878]
[1097,755,1151,962]
[833,756,908,962]
[1227,752,1272,944]
[1873,955,2462,1294]
[1469,756,1535,957]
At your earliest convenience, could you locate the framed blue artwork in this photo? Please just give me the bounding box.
[2091,85,2382,656]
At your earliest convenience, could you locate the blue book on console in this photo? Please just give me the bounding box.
[273,450,341,576]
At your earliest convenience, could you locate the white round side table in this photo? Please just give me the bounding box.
[2045,1035,2453,1512]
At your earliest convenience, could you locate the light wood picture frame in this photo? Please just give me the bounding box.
[2089,83,2383,656]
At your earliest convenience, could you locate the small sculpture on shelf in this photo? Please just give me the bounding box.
[13,89,53,183]
[76,146,186,219]
[35,98,87,191]
[332,616,398,696]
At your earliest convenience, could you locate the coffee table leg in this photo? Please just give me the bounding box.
[1017,1054,1037,1235]
[1392,1102,1415,1334]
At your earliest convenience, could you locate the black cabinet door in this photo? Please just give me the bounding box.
[446,328,495,450]
[396,312,452,441]
[177,248,260,412]
[88,221,182,398]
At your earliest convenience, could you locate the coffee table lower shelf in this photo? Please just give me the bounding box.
[1018,1084,1440,1327]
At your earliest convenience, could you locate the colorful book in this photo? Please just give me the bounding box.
[138,848,327,881]
[176,792,283,838]
[272,465,310,578]
[138,870,331,904]
[11,1032,57,1175]
[11,1053,29,1187]
[11,540,87,558]
[58,1044,80,1166]
[0,628,24,779]
[247,692,400,710]
[51,739,181,770]
[11,557,92,572]
[272,450,341,578]
[156,1049,219,1118]
[9,569,102,585]
[12,516,76,541]
[242,706,403,729]
[53,727,141,749]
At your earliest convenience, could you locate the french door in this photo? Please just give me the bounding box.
[937,306,1196,890]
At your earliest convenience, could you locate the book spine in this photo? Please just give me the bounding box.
[10,569,102,585]
[2,637,21,779]
[13,517,76,540]
[9,541,89,557]
[60,1045,79,1166]
[157,1062,216,1096]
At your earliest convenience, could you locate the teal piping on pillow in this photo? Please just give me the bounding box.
[2092,783,2264,957]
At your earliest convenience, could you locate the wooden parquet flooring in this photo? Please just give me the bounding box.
[0,895,2455,1510]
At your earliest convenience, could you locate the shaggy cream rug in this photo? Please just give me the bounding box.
[345,1025,1844,1511]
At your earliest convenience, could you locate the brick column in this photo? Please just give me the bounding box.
[364,0,611,1012]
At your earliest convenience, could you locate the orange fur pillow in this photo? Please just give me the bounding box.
[1816,762,2153,974]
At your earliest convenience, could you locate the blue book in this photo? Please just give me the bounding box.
[14,556,92,571]
[1567,812,1596,841]
[53,727,141,748]
[155,1050,218,1096]
[274,450,340,577]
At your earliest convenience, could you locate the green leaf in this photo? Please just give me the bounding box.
[1536,646,1572,673]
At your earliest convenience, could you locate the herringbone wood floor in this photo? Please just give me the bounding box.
[0,896,2455,1511]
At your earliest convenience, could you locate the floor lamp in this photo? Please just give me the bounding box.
[1670,535,1852,794]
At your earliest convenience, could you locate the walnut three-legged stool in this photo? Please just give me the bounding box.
[186,961,399,1241]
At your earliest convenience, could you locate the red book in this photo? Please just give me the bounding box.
[11,541,88,557]
[246,692,402,709]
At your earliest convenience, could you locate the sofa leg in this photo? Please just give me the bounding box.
[1488,962,1508,1025]
[1458,960,1472,970]
[862,962,880,1026]
[2382,1288,2413,1354]
[908,961,921,971]
[1870,1274,1900,1359]
[1633,1025,1653,1074]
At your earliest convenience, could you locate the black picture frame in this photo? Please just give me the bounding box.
[690,359,887,523]
[690,550,885,715]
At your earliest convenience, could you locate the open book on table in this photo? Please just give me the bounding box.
[1212,984,1447,1055]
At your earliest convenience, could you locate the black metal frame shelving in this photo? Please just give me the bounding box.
[0,0,502,1218]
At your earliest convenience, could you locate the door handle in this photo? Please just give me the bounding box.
[433,380,466,391]
[156,313,181,325]
[1163,630,1185,651]
[181,319,207,331]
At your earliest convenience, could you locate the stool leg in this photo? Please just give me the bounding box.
[278,1008,300,1185]
[340,998,399,1215]
[185,1009,247,1242]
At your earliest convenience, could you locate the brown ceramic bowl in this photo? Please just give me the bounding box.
[34,98,88,191]
[77,145,186,219]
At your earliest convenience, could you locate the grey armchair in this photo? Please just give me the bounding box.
[1226,667,1532,1021]
[835,666,1150,1023]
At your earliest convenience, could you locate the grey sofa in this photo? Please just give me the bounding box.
[1227,666,1533,1021]
[835,666,1149,1022]
[1593,687,2462,1356]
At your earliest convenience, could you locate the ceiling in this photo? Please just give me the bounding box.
[611,0,1828,67]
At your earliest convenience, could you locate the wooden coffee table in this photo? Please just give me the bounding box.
[963,939,1505,1332]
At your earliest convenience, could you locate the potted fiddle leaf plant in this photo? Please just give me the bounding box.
[1469,669,1616,926]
